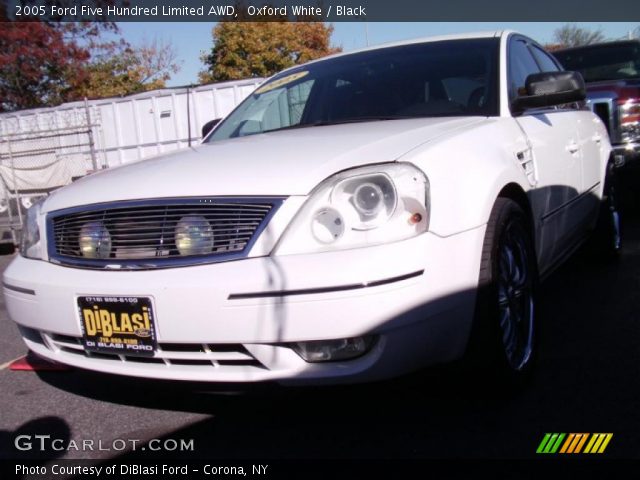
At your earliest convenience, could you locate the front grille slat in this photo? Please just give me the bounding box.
[45,333,266,370]
[57,214,268,224]
[49,198,281,269]
[55,220,264,231]
[55,205,270,222]
[54,227,259,238]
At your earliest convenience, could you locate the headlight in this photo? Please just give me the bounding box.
[79,221,112,259]
[276,163,429,255]
[19,198,45,260]
[175,215,214,256]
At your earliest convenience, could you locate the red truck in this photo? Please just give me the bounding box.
[554,40,640,167]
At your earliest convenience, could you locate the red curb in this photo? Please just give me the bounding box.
[9,353,71,371]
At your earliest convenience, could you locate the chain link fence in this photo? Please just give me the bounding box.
[0,100,104,244]
[0,80,263,247]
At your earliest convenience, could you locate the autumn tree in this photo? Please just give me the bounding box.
[0,21,180,112]
[552,24,607,48]
[74,38,181,99]
[0,22,94,111]
[199,22,341,83]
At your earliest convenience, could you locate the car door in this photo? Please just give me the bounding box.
[508,36,584,273]
[530,43,605,223]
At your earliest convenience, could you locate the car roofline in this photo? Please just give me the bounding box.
[273,30,509,77]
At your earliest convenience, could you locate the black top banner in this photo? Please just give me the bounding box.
[3,0,640,22]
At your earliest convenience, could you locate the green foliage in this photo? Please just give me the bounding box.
[75,38,181,99]
[199,22,341,83]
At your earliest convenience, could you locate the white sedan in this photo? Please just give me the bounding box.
[4,31,616,385]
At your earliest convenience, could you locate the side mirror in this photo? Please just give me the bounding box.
[201,118,221,138]
[512,71,586,114]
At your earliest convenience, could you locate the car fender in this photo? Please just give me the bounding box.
[399,118,532,238]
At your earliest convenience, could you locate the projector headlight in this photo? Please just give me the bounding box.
[79,221,112,259]
[175,215,214,256]
[276,163,429,255]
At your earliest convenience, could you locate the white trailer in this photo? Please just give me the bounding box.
[0,78,263,243]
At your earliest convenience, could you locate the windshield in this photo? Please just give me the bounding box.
[206,38,500,142]
[553,42,640,82]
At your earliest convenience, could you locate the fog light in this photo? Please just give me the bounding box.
[175,215,214,256]
[292,336,374,362]
[79,221,111,259]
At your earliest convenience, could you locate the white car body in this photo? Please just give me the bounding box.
[3,31,611,384]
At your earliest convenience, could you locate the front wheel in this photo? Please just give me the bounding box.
[468,198,538,383]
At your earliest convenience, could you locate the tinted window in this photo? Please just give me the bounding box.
[207,38,500,142]
[509,39,540,100]
[554,42,640,82]
[531,45,560,72]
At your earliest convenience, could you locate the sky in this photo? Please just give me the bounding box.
[116,22,640,87]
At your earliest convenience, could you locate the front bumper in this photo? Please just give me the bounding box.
[4,227,485,384]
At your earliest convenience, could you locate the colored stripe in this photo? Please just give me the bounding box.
[590,434,606,454]
[574,433,589,453]
[583,434,597,453]
[543,434,560,453]
[598,434,613,453]
[536,433,552,454]
[560,434,575,454]
[550,433,566,453]
[567,434,582,453]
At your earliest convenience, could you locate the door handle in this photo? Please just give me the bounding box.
[592,134,602,144]
[566,141,580,154]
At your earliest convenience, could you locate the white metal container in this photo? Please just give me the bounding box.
[0,78,263,171]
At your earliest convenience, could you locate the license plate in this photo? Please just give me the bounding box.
[77,296,157,356]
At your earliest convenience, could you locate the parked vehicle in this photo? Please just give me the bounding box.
[554,40,640,166]
[3,31,614,386]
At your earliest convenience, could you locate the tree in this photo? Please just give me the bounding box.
[199,22,341,83]
[0,21,181,112]
[0,22,91,111]
[74,38,181,99]
[552,24,606,48]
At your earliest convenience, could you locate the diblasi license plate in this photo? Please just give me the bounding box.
[77,296,157,356]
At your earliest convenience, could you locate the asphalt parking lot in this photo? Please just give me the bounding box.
[1,177,639,469]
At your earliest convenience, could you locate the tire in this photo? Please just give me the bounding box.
[592,162,621,257]
[468,198,538,385]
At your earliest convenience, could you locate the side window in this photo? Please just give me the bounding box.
[508,39,541,101]
[530,45,561,73]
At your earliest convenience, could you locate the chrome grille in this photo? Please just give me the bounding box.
[48,198,283,268]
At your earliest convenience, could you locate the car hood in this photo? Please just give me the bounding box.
[44,117,483,213]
